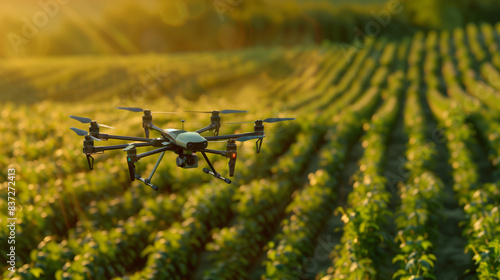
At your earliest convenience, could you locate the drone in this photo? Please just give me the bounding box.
[69,107,295,191]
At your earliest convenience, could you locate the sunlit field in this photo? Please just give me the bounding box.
[1,1,500,280]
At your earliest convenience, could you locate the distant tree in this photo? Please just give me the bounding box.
[403,0,462,30]
[401,0,500,30]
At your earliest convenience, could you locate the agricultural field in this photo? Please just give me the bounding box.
[2,21,500,280]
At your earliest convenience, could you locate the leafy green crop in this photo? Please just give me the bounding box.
[2,21,500,280]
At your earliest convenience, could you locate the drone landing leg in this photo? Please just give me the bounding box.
[135,151,165,191]
[134,151,164,191]
[148,151,165,181]
[86,154,94,170]
[256,138,263,153]
[135,175,159,191]
[201,152,231,184]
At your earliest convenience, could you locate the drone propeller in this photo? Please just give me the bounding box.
[70,127,101,141]
[116,107,177,114]
[185,109,248,114]
[124,144,134,151]
[208,135,264,143]
[236,135,265,142]
[123,141,169,151]
[69,115,115,129]
[228,117,295,124]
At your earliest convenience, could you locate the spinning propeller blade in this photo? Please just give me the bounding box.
[124,144,134,151]
[116,107,144,112]
[228,117,295,124]
[117,107,177,114]
[236,135,265,142]
[70,115,92,123]
[69,127,101,141]
[70,127,88,136]
[69,115,115,129]
[262,117,295,123]
[185,109,248,114]
[220,110,248,114]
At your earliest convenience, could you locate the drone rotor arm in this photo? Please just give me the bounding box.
[195,123,218,134]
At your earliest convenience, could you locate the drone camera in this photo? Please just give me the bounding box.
[176,153,198,169]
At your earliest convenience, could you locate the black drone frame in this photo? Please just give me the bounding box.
[70,108,294,191]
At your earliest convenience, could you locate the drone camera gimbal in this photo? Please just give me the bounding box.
[176,153,198,168]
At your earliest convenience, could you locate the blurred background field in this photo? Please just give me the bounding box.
[2,0,500,56]
[1,0,500,279]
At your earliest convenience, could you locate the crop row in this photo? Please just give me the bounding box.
[392,83,444,279]
[451,25,500,112]
[321,70,404,279]
[118,182,234,280]
[295,37,375,114]
[201,125,325,279]
[288,46,349,111]
[427,28,500,276]
[8,188,184,280]
[433,25,500,278]
[0,91,296,275]
[263,66,390,279]
[428,96,500,278]
[272,46,341,102]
